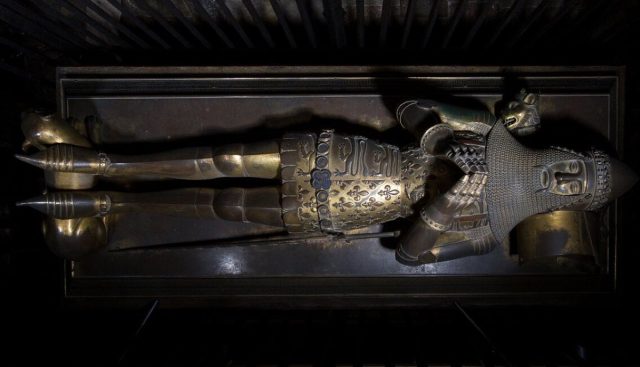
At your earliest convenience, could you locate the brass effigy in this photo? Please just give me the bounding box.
[16,91,638,264]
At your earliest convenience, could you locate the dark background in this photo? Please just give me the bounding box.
[2,1,640,365]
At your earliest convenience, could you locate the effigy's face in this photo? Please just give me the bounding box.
[540,159,590,196]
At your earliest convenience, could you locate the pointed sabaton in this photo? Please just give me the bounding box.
[14,153,49,169]
[16,192,112,219]
[15,144,107,174]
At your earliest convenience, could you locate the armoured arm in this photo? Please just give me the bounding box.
[397,128,490,265]
[427,233,496,263]
[396,99,496,154]
[397,173,487,265]
[396,90,541,153]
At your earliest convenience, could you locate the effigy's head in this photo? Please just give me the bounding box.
[486,122,638,242]
[536,148,637,211]
[500,90,541,136]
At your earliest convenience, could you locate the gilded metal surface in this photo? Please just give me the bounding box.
[43,170,97,190]
[16,82,638,266]
[400,148,435,209]
[397,91,637,265]
[20,111,97,190]
[541,159,589,196]
[20,112,92,150]
[20,188,285,227]
[49,66,628,286]
[280,132,318,232]
[485,122,637,244]
[516,211,599,262]
[320,131,403,232]
[313,131,333,231]
[43,217,107,260]
[500,89,541,136]
[591,149,612,209]
[281,132,434,233]
[397,99,495,153]
[399,168,493,265]
[16,141,281,180]
[18,112,108,257]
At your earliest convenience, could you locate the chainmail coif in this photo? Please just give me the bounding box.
[485,122,596,243]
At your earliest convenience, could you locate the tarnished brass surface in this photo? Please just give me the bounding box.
[43,171,97,190]
[16,141,281,180]
[20,112,91,150]
[43,217,107,260]
[18,111,106,257]
[280,131,437,233]
[280,132,318,233]
[46,67,629,285]
[20,188,285,227]
[396,90,638,265]
[397,99,496,152]
[319,130,403,232]
[15,74,637,267]
[500,90,541,136]
[401,148,443,206]
[20,131,440,237]
[396,98,495,265]
[20,112,97,190]
[516,211,599,262]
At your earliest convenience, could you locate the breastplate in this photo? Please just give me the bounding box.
[281,131,432,233]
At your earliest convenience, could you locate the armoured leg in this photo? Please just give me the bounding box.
[19,187,285,228]
[15,140,281,180]
[17,113,285,259]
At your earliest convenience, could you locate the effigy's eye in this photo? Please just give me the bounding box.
[570,161,579,173]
